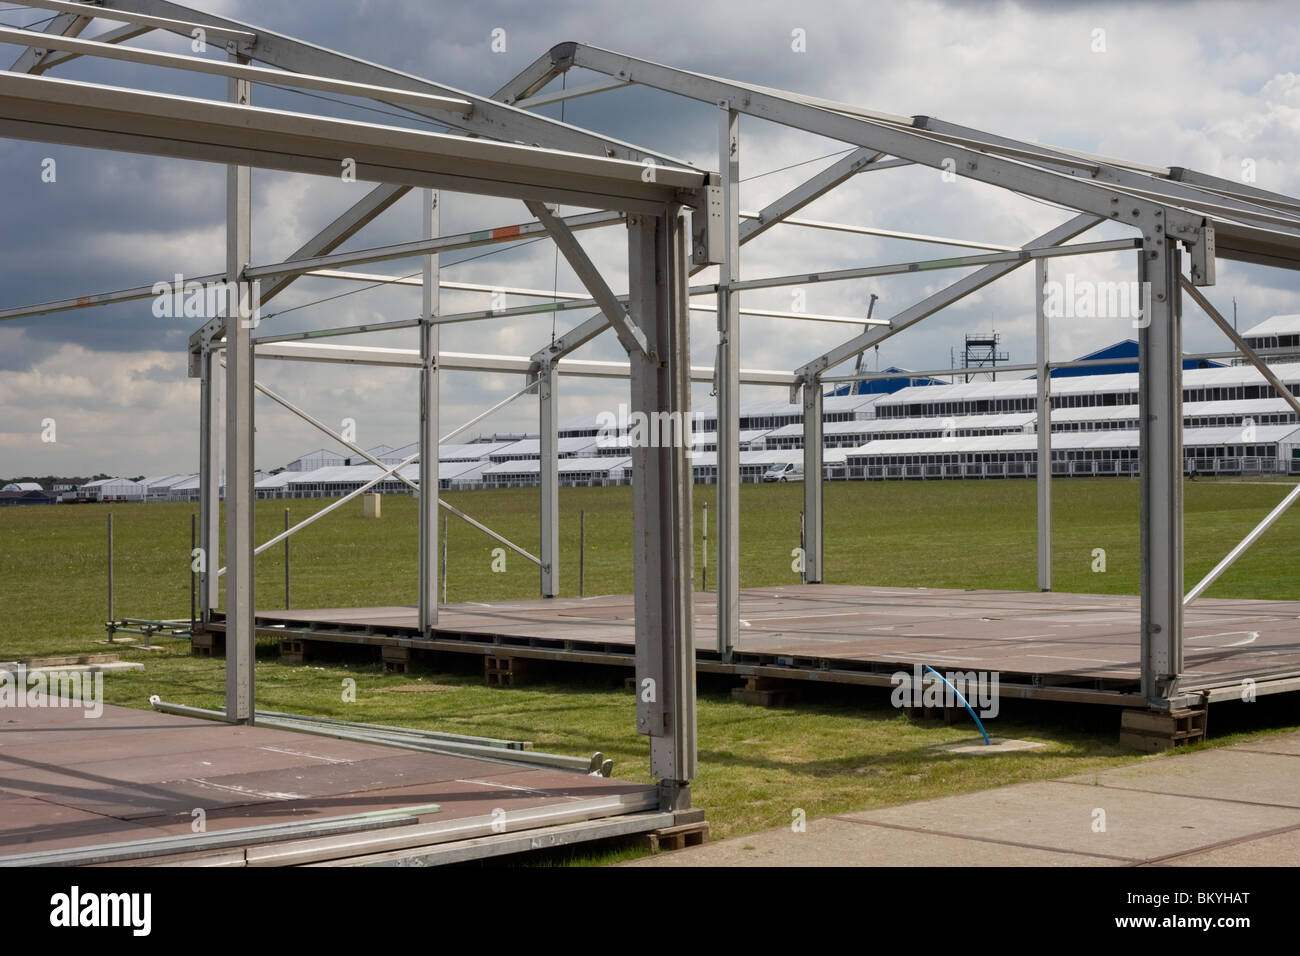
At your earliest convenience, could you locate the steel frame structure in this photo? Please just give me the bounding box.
[3,5,1300,793]
[0,1,714,809]
[494,41,1300,708]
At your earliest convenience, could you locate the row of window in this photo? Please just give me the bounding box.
[879,382,1300,420]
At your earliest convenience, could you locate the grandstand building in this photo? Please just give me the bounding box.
[43,320,1300,502]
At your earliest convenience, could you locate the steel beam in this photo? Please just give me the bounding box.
[8,4,91,75]
[18,0,255,46]
[532,146,887,368]
[29,21,151,70]
[418,190,439,633]
[628,211,695,802]
[0,71,707,216]
[1180,278,1300,421]
[100,0,690,166]
[1139,242,1184,703]
[734,237,1139,296]
[223,56,254,724]
[538,358,559,597]
[796,214,1101,380]
[246,210,624,284]
[738,147,884,246]
[1035,257,1051,591]
[0,25,473,117]
[524,200,648,357]
[252,341,796,386]
[802,379,824,584]
[1185,482,1300,605]
[742,210,1018,252]
[561,44,1210,251]
[715,106,741,659]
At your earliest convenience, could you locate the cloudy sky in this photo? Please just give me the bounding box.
[1,0,1298,477]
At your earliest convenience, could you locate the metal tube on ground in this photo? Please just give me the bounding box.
[148,698,602,773]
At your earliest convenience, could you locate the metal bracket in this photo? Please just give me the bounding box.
[693,183,726,266]
[1189,221,1216,286]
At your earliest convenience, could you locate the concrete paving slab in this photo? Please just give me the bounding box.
[834,781,1300,859]
[621,816,1114,867]
[931,737,1045,754]
[1229,731,1300,757]
[1156,825,1300,866]
[1060,749,1300,808]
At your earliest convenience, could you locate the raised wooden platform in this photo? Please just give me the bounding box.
[209,585,1300,706]
[0,704,664,866]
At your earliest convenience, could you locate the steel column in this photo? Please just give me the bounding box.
[715,105,741,659]
[1139,241,1184,701]
[418,189,440,633]
[539,359,559,597]
[628,211,696,806]
[1035,258,1051,591]
[198,343,220,615]
[802,379,824,583]
[223,58,254,723]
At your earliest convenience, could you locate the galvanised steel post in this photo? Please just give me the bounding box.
[223,54,254,723]
[1036,257,1052,591]
[628,210,696,808]
[418,189,440,633]
[539,358,559,597]
[802,377,823,583]
[198,342,220,617]
[1139,240,1184,702]
[715,104,741,660]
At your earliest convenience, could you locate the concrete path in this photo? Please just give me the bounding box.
[626,731,1300,866]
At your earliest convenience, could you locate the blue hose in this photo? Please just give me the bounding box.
[923,665,992,745]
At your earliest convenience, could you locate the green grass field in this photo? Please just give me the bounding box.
[2,477,1299,852]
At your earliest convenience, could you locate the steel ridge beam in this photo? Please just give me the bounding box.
[560,44,1211,250]
[0,73,707,215]
[917,117,1300,236]
[0,25,475,118]
[28,21,152,69]
[8,2,92,74]
[13,0,255,45]
[99,0,693,167]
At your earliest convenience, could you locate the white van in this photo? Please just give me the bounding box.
[762,461,804,482]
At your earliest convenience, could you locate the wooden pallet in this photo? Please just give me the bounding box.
[382,645,413,674]
[643,821,710,852]
[484,655,530,686]
[190,630,224,658]
[1119,706,1208,752]
[731,676,798,708]
[280,638,307,665]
